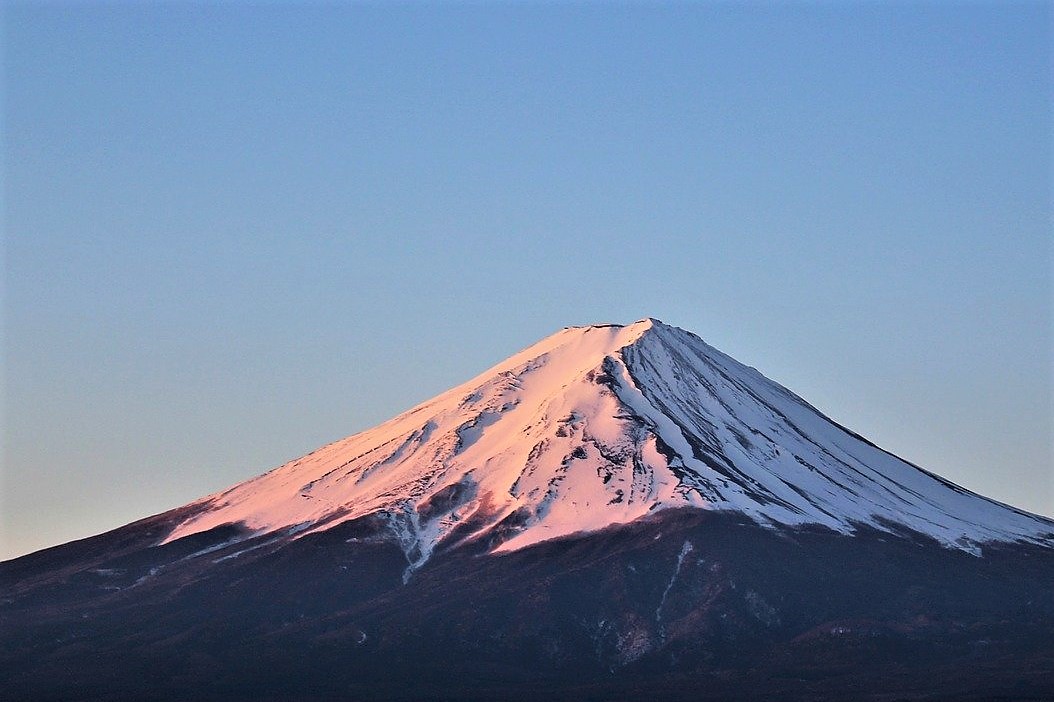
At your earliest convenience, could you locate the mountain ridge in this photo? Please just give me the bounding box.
[157,318,1052,573]
[4,318,1054,701]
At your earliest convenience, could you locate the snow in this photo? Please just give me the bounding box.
[656,539,693,640]
[162,318,1054,568]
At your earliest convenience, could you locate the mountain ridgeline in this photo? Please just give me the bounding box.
[3,319,1053,700]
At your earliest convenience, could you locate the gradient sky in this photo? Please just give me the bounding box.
[3,2,1051,560]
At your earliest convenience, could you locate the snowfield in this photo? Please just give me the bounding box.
[164,319,1054,568]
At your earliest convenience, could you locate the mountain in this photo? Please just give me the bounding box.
[4,319,1053,701]
[162,318,1052,563]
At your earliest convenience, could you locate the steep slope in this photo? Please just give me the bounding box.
[163,318,1053,570]
[5,318,1054,702]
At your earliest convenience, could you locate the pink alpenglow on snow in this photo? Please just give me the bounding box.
[165,319,1054,575]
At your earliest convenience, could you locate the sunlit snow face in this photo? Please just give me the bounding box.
[163,320,1054,569]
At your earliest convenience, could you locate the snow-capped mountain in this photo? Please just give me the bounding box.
[5,318,1054,701]
[165,318,1052,568]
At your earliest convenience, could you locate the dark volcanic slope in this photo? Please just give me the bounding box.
[3,510,1054,701]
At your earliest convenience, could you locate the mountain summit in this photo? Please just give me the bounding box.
[5,319,1054,701]
[166,318,1052,571]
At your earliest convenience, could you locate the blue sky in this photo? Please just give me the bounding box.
[3,2,1051,559]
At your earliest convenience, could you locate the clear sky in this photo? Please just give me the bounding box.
[2,2,1051,560]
